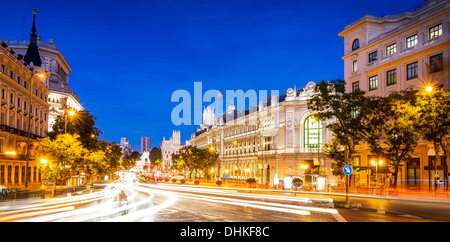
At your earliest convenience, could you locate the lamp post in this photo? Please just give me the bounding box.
[425,85,439,193]
[233,140,239,180]
[24,71,45,189]
[210,146,217,180]
[65,109,76,133]
[371,159,383,188]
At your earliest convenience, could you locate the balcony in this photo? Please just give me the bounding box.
[0,124,44,139]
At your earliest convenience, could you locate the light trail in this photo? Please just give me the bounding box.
[0,172,345,222]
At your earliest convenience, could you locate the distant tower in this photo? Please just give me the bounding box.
[141,136,151,153]
[120,137,133,157]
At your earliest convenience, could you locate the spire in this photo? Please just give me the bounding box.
[31,8,37,35]
[24,8,42,67]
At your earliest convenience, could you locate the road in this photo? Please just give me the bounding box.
[0,172,448,222]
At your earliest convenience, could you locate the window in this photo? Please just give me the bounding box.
[352,81,359,92]
[1,65,4,73]
[368,51,377,63]
[352,60,358,72]
[406,34,417,48]
[407,62,418,80]
[386,43,396,56]
[430,53,443,73]
[352,39,360,51]
[351,106,360,119]
[387,69,397,86]
[429,24,442,39]
[369,75,378,91]
[304,115,322,149]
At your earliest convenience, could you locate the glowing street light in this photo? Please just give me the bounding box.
[40,158,48,164]
[371,159,383,187]
[65,109,76,133]
[426,86,433,92]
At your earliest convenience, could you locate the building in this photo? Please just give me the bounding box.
[120,137,133,157]
[189,82,336,189]
[5,11,83,132]
[0,10,50,188]
[338,0,449,188]
[160,130,181,170]
[141,136,151,153]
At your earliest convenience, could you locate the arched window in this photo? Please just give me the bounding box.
[304,115,322,149]
[352,39,360,51]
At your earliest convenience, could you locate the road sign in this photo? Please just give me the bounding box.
[343,165,352,175]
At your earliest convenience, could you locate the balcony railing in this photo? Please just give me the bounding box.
[0,124,44,139]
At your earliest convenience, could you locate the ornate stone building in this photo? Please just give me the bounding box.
[189,82,336,189]
[338,0,449,189]
[160,130,181,170]
[5,12,83,132]
[0,11,50,188]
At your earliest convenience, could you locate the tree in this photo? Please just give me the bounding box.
[48,110,102,151]
[96,140,122,181]
[149,147,162,167]
[122,151,140,169]
[417,88,450,187]
[308,80,370,176]
[172,146,217,179]
[362,90,421,187]
[37,134,87,197]
[383,90,421,186]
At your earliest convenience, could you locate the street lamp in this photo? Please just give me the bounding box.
[426,86,433,92]
[40,158,48,164]
[25,71,46,189]
[371,159,383,188]
[65,109,76,133]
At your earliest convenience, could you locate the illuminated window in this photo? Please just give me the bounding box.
[352,81,359,92]
[368,51,377,63]
[407,62,418,80]
[387,69,397,86]
[304,115,322,149]
[429,24,442,39]
[352,60,358,72]
[386,43,396,56]
[369,75,378,91]
[406,34,417,48]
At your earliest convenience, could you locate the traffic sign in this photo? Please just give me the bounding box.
[343,165,352,175]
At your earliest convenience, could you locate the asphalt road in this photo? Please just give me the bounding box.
[0,172,448,222]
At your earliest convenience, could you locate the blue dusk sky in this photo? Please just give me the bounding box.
[0,0,423,151]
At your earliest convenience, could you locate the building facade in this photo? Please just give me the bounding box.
[0,37,50,188]
[189,82,336,189]
[5,37,84,132]
[141,136,151,153]
[120,137,133,157]
[160,130,181,170]
[338,0,450,188]
[5,10,83,133]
